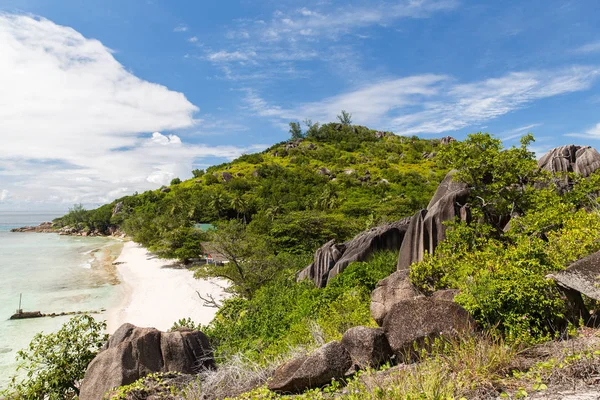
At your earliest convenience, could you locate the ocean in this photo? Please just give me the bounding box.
[0,212,122,389]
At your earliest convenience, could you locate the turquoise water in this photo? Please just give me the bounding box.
[0,212,121,389]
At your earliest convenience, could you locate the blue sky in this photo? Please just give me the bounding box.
[1,0,600,209]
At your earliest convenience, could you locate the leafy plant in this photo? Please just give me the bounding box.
[2,315,107,399]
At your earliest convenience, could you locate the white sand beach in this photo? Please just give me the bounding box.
[106,241,226,333]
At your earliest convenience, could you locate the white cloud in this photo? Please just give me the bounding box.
[174,24,188,32]
[260,0,458,41]
[188,36,199,43]
[0,14,262,207]
[0,190,10,202]
[566,123,600,139]
[206,0,457,81]
[207,50,257,62]
[574,41,600,54]
[245,66,600,135]
[500,123,543,141]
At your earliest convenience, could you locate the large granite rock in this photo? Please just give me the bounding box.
[296,239,346,288]
[538,145,600,177]
[341,326,393,369]
[268,341,352,393]
[79,324,215,400]
[383,298,475,359]
[397,170,470,272]
[549,251,600,301]
[370,271,420,326]
[298,219,411,288]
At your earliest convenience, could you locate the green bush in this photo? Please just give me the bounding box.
[2,315,107,399]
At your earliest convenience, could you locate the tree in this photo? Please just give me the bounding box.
[194,220,279,299]
[170,177,182,185]
[3,315,107,399]
[192,169,205,178]
[436,133,539,229]
[289,121,303,140]
[304,119,320,137]
[337,110,352,125]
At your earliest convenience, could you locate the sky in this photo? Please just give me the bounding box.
[1,0,600,211]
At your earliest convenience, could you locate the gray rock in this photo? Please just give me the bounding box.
[341,326,393,369]
[221,172,233,182]
[268,341,352,393]
[538,145,600,177]
[317,167,331,176]
[439,136,455,145]
[160,187,171,193]
[296,239,345,288]
[383,298,475,360]
[549,251,600,301]
[112,201,124,217]
[397,171,470,272]
[431,289,460,302]
[298,219,411,288]
[79,324,214,400]
[370,271,420,326]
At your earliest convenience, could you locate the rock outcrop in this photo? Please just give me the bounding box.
[397,170,470,272]
[538,145,600,177]
[341,326,393,369]
[268,341,352,393]
[297,219,411,288]
[79,324,215,400]
[370,271,420,326]
[382,298,475,359]
[549,251,600,302]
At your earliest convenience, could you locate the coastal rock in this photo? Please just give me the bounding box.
[397,170,470,271]
[538,145,600,177]
[341,326,393,369]
[10,221,55,233]
[268,341,352,393]
[383,298,475,359]
[370,271,420,326]
[79,324,214,400]
[298,218,411,288]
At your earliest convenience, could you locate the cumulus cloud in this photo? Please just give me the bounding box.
[0,190,10,202]
[245,66,600,135]
[0,14,261,207]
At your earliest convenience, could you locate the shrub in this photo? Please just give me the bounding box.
[2,315,107,399]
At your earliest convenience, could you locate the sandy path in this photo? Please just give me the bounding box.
[106,241,226,333]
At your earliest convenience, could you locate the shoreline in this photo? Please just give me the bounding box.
[106,241,226,333]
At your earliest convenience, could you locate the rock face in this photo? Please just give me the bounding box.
[79,324,215,400]
[383,298,475,359]
[370,271,420,326]
[297,219,411,288]
[268,341,352,393]
[397,170,470,272]
[221,172,233,182]
[538,145,600,177]
[341,326,393,369]
[549,251,600,301]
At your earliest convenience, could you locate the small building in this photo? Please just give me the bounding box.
[200,242,228,266]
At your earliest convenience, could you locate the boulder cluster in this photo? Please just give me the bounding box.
[79,324,215,400]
